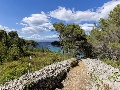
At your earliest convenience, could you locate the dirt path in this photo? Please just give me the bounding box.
[61,61,92,90]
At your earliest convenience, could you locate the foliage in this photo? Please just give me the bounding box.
[0,49,68,85]
[1,4,120,86]
[0,30,38,62]
[88,4,120,60]
[7,44,22,61]
[102,58,120,69]
[53,23,93,57]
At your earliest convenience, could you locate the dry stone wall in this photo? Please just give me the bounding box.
[82,58,120,90]
[0,58,77,90]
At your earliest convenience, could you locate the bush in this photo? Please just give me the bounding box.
[0,50,69,85]
[7,45,21,61]
[102,58,120,69]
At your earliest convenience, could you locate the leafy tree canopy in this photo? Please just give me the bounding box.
[0,30,38,63]
[88,4,120,60]
[53,23,93,57]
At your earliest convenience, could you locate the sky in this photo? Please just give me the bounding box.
[0,0,120,42]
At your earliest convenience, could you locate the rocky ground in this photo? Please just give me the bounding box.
[0,58,120,90]
[58,59,120,90]
[61,61,92,90]
[82,58,120,90]
[0,59,77,90]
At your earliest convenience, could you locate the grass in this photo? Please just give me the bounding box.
[101,58,120,69]
[0,49,69,85]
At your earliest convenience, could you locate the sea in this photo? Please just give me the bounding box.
[37,42,85,58]
[37,42,62,52]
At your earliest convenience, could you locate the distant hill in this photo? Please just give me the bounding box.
[51,41,60,47]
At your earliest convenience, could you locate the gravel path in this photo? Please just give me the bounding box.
[62,61,92,90]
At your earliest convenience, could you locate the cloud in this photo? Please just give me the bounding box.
[19,0,120,41]
[27,34,41,39]
[50,7,98,23]
[21,11,53,34]
[26,34,58,41]
[50,0,120,23]
[97,0,120,18]
[45,35,58,40]
[80,23,94,32]
[22,12,49,26]
[16,22,28,27]
[22,26,49,34]
[0,25,16,32]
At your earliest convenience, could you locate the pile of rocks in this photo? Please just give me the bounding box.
[0,58,77,90]
[82,58,120,90]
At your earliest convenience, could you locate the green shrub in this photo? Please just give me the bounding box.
[7,45,21,61]
[0,50,69,85]
[102,58,120,69]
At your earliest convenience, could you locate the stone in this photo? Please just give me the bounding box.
[0,58,76,90]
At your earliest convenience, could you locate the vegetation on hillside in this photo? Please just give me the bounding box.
[53,4,120,68]
[87,4,120,61]
[0,30,38,63]
[53,23,93,58]
[0,48,68,85]
[0,4,120,85]
[0,30,69,85]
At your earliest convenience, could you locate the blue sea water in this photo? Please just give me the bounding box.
[37,42,62,52]
[37,42,85,58]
